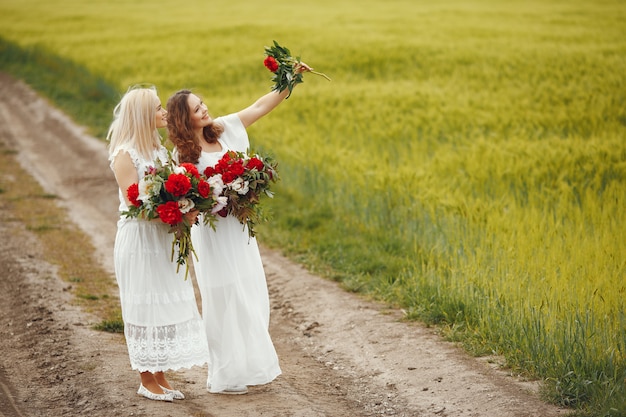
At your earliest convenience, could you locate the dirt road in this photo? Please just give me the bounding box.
[0,72,566,417]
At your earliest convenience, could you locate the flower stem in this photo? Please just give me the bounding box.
[309,70,331,81]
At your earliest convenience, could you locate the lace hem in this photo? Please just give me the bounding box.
[125,318,208,372]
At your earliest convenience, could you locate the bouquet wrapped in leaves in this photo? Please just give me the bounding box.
[263,40,330,98]
[203,149,279,238]
[122,154,221,279]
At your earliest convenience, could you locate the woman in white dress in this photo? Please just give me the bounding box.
[165,66,309,395]
[107,86,209,401]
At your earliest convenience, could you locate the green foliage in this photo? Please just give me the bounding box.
[93,318,124,334]
[263,40,331,98]
[0,37,118,138]
[1,0,625,414]
[263,41,304,98]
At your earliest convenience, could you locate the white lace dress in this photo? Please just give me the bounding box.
[190,114,281,392]
[110,145,209,373]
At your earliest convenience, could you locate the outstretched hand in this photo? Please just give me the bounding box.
[296,61,331,81]
[295,61,313,73]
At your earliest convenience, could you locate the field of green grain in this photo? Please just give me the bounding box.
[1,0,624,414]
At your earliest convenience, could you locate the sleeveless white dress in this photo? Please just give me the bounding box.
[111,145,209,373]
[190,114,281,392]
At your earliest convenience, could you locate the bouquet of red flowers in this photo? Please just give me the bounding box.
[203,149,279,238]
[263,40,330,98]
[122,154,220,279]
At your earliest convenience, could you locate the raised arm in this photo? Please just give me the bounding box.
[237,62,312,128]
[237,89,290,128]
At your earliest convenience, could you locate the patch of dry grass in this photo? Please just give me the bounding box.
[0,143,121,329]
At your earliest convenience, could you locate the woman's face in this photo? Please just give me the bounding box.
[186,93,212,129]
[155,100,167,129]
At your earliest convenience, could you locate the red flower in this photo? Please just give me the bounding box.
[197,180,211,198]
[219,156,246,183]
[204,166,217,177]
[220,152,232,163]
[223,164,243,183]
[222,171,235,184]
[246,157,264,171]
[215,155,232,174]
[180,163,200,178]
[127,183,142,207]
[156,201,183,225]
[231,161,245,176]
[165,173,191,197]
[263,56,279,73]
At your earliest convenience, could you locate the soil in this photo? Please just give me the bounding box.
[0,72,568,417]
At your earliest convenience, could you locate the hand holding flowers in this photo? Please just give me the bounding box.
[263,40,330,98]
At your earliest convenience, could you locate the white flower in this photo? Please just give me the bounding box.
[178,198,195,214]
[173,165,187,175]
[138,176,161,203]
[211,196,228,214]
[230,177,250,195]
[207,174,224,197]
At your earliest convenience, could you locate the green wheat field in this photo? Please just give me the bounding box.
[1,0,624,415]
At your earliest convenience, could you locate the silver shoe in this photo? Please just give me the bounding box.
[160,385,185,400]
[137,384,174,402]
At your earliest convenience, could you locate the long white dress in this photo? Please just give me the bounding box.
[111,145,209,373]
[190,114,281,392]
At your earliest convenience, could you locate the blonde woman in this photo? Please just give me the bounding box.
[107,86,209,401]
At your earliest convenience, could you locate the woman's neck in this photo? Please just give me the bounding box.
[194,128,204,144]
[199,134,222,152]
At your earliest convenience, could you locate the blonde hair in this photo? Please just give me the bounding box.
[107,86,162,160]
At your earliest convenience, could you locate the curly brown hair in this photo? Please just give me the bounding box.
[166,89,224,164]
